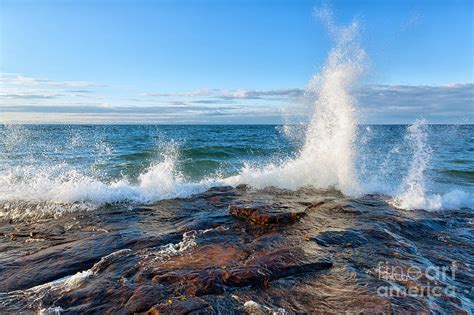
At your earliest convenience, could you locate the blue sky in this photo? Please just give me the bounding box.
[1,0,473,123]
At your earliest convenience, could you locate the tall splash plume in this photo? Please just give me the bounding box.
[389,120,473,211]
[391,119,433,210]
[302,7,366,194]
[228,7,366,195]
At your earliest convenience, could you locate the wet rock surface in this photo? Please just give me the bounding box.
[311,229,368,248]
[0,187,472,314]
[229,200,306,225]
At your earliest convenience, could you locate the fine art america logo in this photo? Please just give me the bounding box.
[376,261,458,298]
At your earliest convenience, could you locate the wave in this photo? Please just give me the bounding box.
[1,8,472,217]
[182,146,278,159]
[223,6,365,196]
[390,188,474,211]
[388,120,473,211]
[1,6,366,216]
[439,169,474,180]
[389,120,432,210]
[0,152,219,219]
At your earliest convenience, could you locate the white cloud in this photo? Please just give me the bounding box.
[356,83,474,123]
[0,74,102,105]
[142,88,304,100]
[141,89,219,97]
[2,77,472,124]
[0,91,62,99]
[0,73,104,88]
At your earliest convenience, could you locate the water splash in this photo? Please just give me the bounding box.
[390,120,473,210]
[0,7,368,219]
[390,119,433,209]
[226,6,366,195]
[2,9,472,217]
[0,143,210,219]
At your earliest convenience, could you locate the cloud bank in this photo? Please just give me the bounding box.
[356,83,473,124]
[142,88,304,100]
[0,73,104,88]
[1,73,472,124]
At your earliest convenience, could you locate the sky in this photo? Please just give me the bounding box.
[0,0,473,124]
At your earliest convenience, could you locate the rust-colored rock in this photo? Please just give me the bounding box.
[229,201,306,225]
[150,242,331,295]
[222,249,332,288]
[4,186,461,313]
[244,248,333,281]
[223,266,271,287]
[150,244,246,296]
[158,244,246,270]
[153,268,225,296]
[144,296,215,315]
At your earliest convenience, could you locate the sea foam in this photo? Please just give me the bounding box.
[0,151,213,218]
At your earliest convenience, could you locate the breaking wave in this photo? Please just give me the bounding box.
[225,5,365,195]
[389,120,473,211]
[0,8,472,217]
[0,148,215,219]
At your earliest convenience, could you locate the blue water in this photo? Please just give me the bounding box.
[0,124,472,215]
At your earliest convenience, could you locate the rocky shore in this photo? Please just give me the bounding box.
[0,186,472,313]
